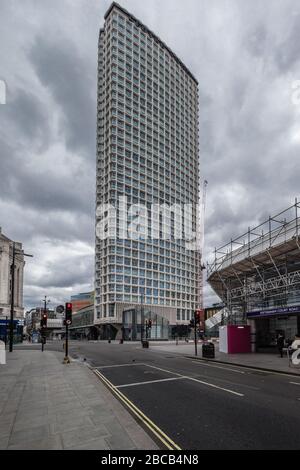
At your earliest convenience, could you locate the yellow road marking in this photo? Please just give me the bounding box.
[93,369,181,450]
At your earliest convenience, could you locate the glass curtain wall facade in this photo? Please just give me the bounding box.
[96,3,200,331]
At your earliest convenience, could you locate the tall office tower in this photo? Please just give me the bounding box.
[96,2,200,339]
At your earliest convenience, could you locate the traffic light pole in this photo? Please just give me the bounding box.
[194,311,198,357]
[41,296,48,352]
[140,294,144,344]
[65,323,69,360]
[63,302,72,364]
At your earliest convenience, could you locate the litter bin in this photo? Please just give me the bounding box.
[202,342,215,359]
[142,340,149,349]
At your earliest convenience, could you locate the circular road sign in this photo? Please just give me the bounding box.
[66,320,72,325]
[56,305,65,314]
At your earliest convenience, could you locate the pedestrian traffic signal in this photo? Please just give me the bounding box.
[65,302,73,324]
[41,313,47,328]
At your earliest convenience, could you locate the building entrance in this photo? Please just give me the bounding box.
[256,315,300,351]
[122,308,169,341]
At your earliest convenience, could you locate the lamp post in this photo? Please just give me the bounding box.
[9,242,33,353]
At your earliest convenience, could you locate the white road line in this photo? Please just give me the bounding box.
[116,377,187,389]
[289,382,300,386]
[145,364,185,377]
[192,361,246,374]
[187,377,244,397]
[97,363,145,369]
[145,364,244,397]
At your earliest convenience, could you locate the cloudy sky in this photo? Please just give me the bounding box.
[1,0,300,311]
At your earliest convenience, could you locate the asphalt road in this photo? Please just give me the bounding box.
[15,341,300,450]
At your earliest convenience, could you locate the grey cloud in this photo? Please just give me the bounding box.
[245,25,268,58]
[28,34,97,158]
[275,13,300,72]
[27,255,94,290]
[5,89,51,149]
[0,136,94,215]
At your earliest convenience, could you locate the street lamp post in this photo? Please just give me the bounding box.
[9,243,16,352]
[9,242,33,353]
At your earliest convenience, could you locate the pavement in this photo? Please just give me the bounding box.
[149,340,300,376]
[0,349,158,450]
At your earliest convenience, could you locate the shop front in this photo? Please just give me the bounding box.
[0,318,24,344]
[122,308,169,341]
[247,306,300,352]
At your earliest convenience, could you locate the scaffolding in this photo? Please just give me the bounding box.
[207,199,300,324]
[198,180,208,309]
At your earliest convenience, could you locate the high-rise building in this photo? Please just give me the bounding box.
[95,2,200,338]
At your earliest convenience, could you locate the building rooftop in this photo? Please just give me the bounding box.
[104,2,199,85]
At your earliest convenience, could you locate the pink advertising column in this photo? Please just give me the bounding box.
[227,325,251,354]
[219,325,252,354]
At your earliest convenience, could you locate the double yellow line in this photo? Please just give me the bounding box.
[93,369,181,450]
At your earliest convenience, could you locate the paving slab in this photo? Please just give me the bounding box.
[0,350,158,450]
[61,424,110,449]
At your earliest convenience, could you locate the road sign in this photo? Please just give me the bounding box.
[32,332,39,343]
[56,305,65,314]
[66,320,72,326]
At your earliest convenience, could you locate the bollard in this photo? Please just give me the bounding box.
[0,340,6,365]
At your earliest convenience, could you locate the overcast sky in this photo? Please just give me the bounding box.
[1,0,300,311]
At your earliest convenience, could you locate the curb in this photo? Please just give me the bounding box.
[186,356,300,377]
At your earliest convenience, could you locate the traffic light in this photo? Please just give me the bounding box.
[41,313,47,328]
[195,310,202,325]
[189,319,195,328]
[148,319,152,329]
[65,303,73,324]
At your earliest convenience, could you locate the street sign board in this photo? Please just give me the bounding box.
[32,332,39,343]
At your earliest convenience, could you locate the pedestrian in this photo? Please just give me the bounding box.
[277,333,285,358]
